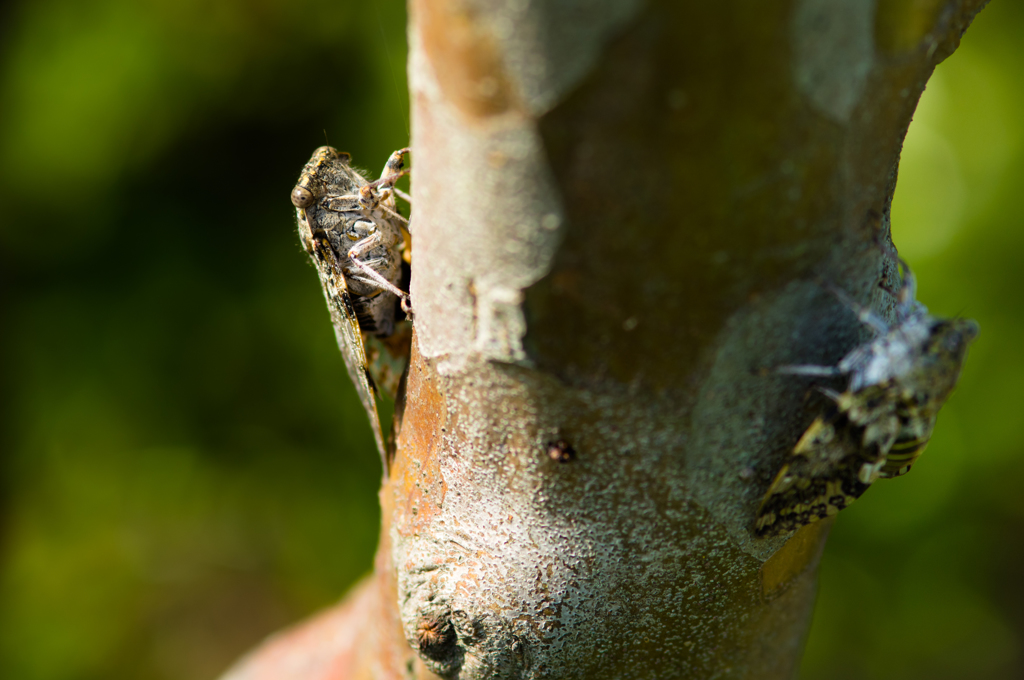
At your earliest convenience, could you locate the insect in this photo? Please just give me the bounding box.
[291,146,413,473]
[756,258,978,536]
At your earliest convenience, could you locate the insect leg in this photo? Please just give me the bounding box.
[367,169,410,190]
[824,282,889,335]
[362,170,410,209]
[895,256,918,309]
[777,364,845,378]
[875,245,920,318]
[348,256,412,314]
[375,196,409,226]
[322,194,363,212]
[352,149,411,216]
[359,148,410,201]
[377,147,410,185]
[347,234,412,308]
[393,187,412,204]
[816,386,843,401]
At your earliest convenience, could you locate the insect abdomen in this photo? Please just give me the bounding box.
[351,288,394,337]
[880,434,929,478]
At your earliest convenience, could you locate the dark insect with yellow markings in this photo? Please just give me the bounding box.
[291,146,413,474]
[756,258,978,536]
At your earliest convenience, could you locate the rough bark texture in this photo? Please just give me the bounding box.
[221,0,987,679]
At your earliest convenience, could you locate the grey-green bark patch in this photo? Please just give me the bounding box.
[469,0,643,115]
[409,32,564,370]
[792,0,875,123]
[392,361,813,680]
[690,280,859,562]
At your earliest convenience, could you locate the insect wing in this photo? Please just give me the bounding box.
[756,416,879,536]
[364,319,412,401]
[309,230,390,473]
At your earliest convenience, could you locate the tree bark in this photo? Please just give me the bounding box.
[221,0,987,678]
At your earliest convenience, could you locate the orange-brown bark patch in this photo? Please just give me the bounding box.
[875,0,946,54]
[390,335,448,537]
[760,518,833,600]
[413,0,521,121]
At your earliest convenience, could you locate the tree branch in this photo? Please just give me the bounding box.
[220,0,988,678]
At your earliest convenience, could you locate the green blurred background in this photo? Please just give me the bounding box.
[0,0,408,678]
[802,3,1024,679]
[0,1,1020,679]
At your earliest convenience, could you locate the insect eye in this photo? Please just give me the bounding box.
[291,186,314,208]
